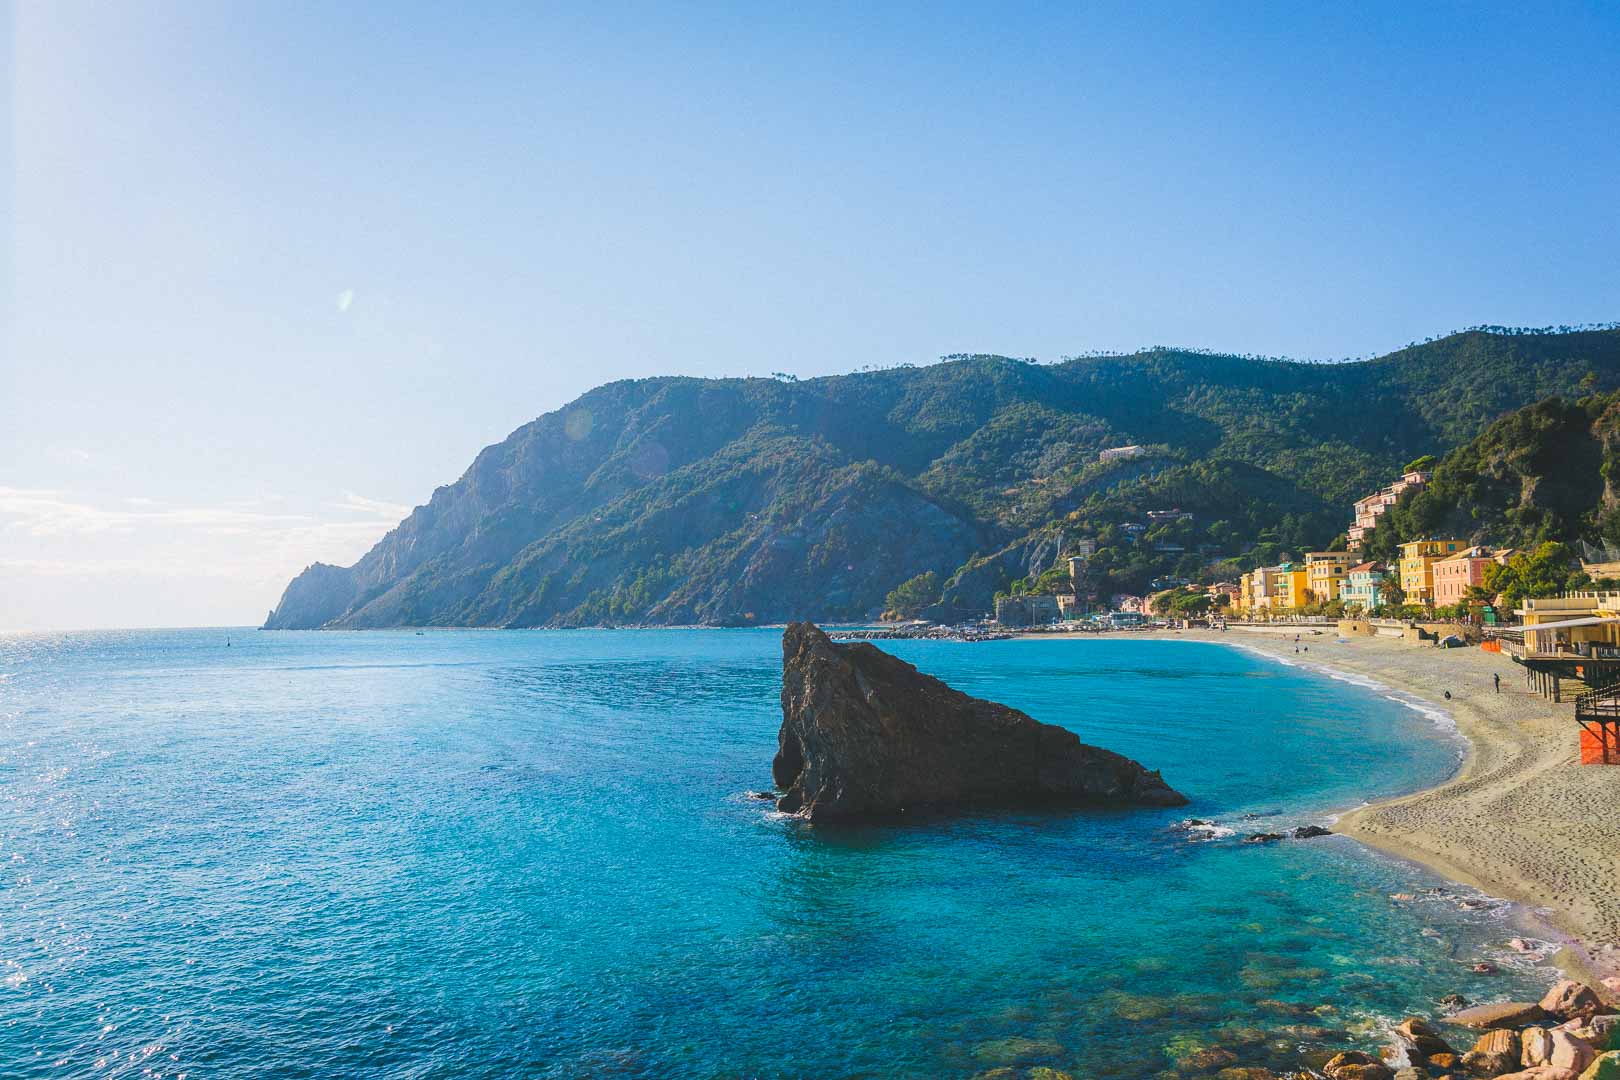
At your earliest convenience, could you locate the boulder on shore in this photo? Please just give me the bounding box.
[1454,1001,1550,1029]
[1580,1051,1620,1080]
[772,622,1187,823]
[1542,981,1608,1023]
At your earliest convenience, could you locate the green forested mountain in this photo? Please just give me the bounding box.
[1361,386,1620,560]
[264,328,1620,628]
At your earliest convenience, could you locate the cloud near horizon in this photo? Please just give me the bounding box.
[0,487,413,630]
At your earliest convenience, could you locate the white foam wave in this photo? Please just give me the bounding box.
[1175,819,1237,841]
[1226,643,1463,750]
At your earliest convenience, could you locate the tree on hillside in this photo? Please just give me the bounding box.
[883,571,941,619]
[1172,591,1212,617]
[1481,542,1586,611]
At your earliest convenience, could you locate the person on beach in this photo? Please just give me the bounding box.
[1494,672,1500,693]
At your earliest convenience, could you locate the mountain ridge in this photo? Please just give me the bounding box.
[265,328,1620,629]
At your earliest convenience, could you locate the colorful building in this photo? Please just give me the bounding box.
[1233,564,1309,613]
[1340,562,1387,611]
[1347,469,1431,551]
[1276,565,1309,610]
[1398,539,1465,604]
[1432,545,1502,608]
[1305,551,1355,604]
[1519,593,1620,655]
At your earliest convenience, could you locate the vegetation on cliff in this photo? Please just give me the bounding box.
[1361,386,1620,561]
[264,329,1620,628]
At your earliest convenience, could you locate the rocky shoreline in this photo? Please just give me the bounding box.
[964,976,1619,1080]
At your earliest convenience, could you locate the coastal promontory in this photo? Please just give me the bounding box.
[772,622,1187,821]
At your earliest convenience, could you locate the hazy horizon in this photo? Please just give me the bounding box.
[6,3,1619,631]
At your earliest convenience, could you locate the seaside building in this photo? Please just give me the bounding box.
[1277,565,1309,610]
[1346,469,1432,551]
[1232,572,1253,613]
[1246,567,1280,612]
[1304,551,1355,604]
[1237,564,1306,613]
[994,594,1061,627]
[1432,545,1501,608]
[1398,539,1464,604]
[1340,562,1387,611]
[1518,593,1620,656]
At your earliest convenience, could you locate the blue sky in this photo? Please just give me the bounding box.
[4,2,1619,630]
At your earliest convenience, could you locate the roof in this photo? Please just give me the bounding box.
[1440,545,1493,561]
[1348,561,1382,573]
[1524,616,1620,632]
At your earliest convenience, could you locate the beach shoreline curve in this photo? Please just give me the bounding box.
[1019,625,1620,987]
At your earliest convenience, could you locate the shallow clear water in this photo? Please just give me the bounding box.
[0,629,1555,1078]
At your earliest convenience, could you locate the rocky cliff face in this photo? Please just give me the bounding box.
[772,622,1186,822]
[264,331,1620,629]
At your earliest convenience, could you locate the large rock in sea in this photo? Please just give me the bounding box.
[771,622,1187,822]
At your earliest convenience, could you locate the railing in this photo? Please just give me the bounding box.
[1576,686,1620,718]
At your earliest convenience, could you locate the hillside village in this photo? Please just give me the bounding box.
[990,454,1620,645]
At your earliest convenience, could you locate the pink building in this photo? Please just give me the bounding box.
[1433,545,1496,607]
[1347,470,1431,550]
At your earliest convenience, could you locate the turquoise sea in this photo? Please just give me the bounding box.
[0,629,1556,1079]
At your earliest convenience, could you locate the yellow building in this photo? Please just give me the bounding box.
[1305,551,1355,604]
[1281,566,1310,610]
[1520,593,1620,656]
[1398,539,1465,604]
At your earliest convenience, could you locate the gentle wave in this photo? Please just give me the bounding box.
[1228,641,1463,750]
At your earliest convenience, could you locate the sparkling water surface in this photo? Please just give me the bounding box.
[0,629,1555,1078]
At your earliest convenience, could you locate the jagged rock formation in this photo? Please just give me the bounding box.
[771,622,1186,822]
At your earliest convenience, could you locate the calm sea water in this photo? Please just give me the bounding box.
[0,629,1555,1079]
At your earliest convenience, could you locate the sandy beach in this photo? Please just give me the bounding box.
[1028,626,1620,983]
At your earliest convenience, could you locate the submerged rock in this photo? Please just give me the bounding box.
[1292,825,1334,839]
[772,622,1187,822]
[970,1037,1065,1066]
